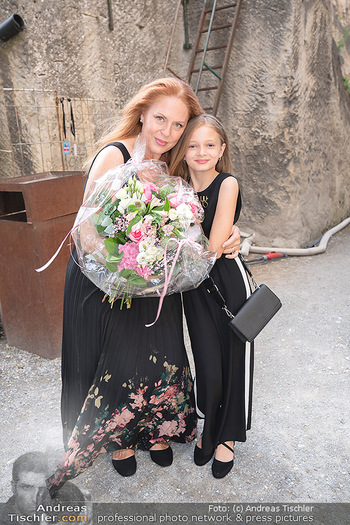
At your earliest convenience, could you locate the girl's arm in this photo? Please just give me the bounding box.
[222,224,240,258]
[208,176,239,258]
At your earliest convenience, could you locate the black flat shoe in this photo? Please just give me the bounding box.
[212,442,234,479]
[194,444,214,466]
[150,445,173,467]
[112,455,137,477]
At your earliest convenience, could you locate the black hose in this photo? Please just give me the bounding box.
[0,14,25,42]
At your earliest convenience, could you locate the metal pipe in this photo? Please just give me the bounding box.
[182,0,192,50]
[163,0,182,75]
[240,218,350,257]
[107,0,114,31]
[0,14,25,42]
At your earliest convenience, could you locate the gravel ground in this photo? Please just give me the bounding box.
[0,226,349,504]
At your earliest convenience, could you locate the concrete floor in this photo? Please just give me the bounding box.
[1,226,349,508]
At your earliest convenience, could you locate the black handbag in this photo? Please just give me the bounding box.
[204,256,282,343]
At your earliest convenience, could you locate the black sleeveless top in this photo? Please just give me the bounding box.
[196,172,242,238]
[84,141,131,190]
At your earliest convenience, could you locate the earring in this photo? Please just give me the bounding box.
[140,119,143,124]
[219,156,222,161]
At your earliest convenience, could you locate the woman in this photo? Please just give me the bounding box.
[47,79,240,496]
[169,115,254,479]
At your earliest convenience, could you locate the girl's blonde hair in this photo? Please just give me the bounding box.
[168,114,231,181]
[85,78,203,169]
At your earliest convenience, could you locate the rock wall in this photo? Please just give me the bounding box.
[219,0,350,247]
[1,0,350,246]
[0,0,200,101]
[0,0,201,177]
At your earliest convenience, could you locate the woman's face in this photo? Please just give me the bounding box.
[140,96,189,159]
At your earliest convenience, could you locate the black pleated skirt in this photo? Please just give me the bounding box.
[47,252,196,495]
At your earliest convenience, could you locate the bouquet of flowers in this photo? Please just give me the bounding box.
[72,142,215,313]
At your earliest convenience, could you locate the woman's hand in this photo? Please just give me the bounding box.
[222,224,241,259]
[80,216,107,256]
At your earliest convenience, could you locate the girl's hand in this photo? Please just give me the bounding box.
[222,224,241,259]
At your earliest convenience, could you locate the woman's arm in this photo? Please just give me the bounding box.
[83,146,126,199]
[80,146,126,253]
[208,177,239,259]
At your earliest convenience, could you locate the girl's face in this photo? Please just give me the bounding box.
[184,125,225,175]
[140,96,189,159]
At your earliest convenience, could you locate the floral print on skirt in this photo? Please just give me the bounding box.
[48,358,196,496]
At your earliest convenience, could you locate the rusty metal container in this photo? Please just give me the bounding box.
[0,171,86,358]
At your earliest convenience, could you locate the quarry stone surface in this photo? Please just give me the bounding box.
[0,0,350,245]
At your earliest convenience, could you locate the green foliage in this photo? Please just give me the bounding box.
[337,28,350,52]
[104,237,118,254]
[158,184,174,200]
[126,216,142,235]
[104,238,124,272]
[118,269,147,287]
[343,77,350,96]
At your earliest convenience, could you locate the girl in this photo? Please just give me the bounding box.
[169,115,254,479]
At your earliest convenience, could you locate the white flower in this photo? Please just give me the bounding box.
[115,187,128,199]
[156,210,169,218]
[135,180,144,193]
[126,212,137,221]
[176,203,193,220]
[145,246,159,263]
[118,198,131,213]
[136,252,148,266]
[155,248,164,261]
[143,214,154,226]
[149,197,161,209]
[168,208,178,221]
[132,199,146,213]
[139,241,149,252]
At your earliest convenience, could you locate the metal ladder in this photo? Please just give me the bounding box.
[163,0,243,115]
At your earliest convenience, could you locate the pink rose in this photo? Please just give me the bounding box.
[189,202,198,216]
[128,230,144,243]
[167,193,184,207]
[143,182,158,203]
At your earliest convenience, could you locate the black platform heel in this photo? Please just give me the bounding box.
[212,442,234,479]
[112,454,137,476]
[194,444,214,466]
[150,445,173,467]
